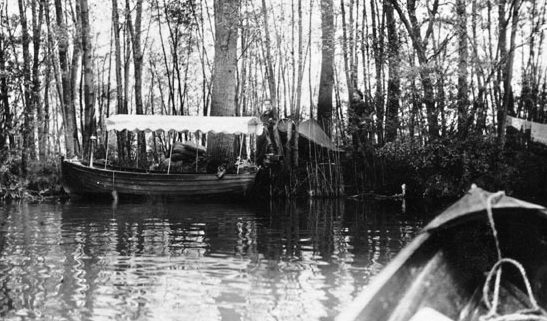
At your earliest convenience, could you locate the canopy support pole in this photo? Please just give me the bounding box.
[104,135,109,169]
[195,132,199,173]
[168,132,173,174]
[237,134,244,175]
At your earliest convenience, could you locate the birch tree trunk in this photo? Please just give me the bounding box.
[81,0,95,159]
[32,0,44,159]
[71,0,83,155]
[261,0,277,107]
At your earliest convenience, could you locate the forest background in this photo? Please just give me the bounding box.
[1,0,547,202]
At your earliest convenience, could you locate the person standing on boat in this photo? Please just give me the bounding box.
[256,98,282,167]
[349,89,375,152]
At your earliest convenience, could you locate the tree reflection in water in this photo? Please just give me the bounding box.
[0,199,424,320]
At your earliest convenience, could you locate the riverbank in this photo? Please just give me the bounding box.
[374,130,547,204]
[2,131,546,204]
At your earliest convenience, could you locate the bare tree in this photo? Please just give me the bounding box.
[81,0,96,158]
[31,0,45,159]
[391,0,440,139]
[261,0,277,107]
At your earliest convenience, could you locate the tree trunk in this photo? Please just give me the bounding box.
[71,0,83,155]
[80,0,95,159]
[456,0,469,136]
[54,0,77,157]
[340,0,354,102]
[0,10,11,149]
[18,0,34,175]
[207,0,240,172]
[32,0,44,159]
[391,0,439,139]
[261,0,277,107]
[384,0,400,142]
[128,0,146,167]
[496,0,507,144]
[371,0,384,145]
[295,0,304,118]
[317,0,334,136]
[112,0,127,162]
[497,0,521,147]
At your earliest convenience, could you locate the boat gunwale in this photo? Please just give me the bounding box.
[63,159,256,178]
[336,231,432,321]
[336,188,547,321]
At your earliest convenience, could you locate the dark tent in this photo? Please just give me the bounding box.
[297,119,342,152]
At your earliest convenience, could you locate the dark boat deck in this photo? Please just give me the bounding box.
[338,188,547,321]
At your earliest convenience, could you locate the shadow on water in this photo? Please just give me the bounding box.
[0,198,426,320]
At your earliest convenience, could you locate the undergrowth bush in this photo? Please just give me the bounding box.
[0,151,62,201]
[376,133,541,200]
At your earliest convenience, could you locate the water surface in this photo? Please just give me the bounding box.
[0,199,425,320]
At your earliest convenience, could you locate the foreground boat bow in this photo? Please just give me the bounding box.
[338,186,547,321]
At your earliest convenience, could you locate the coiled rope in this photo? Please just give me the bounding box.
[479,192,547,321]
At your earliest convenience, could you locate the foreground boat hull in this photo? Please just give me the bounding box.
[338,187,547,321]
[61,160,256,199]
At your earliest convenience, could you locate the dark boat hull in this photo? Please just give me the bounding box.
[61,160,256,199]
[338,187,547,321]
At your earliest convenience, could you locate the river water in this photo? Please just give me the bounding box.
[0,199,427,321]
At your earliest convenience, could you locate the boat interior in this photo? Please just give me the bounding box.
[352,208,547,321]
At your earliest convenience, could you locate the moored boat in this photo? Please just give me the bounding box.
[337,185,547,321]
[61,160,257,199]
[61,115,263,200]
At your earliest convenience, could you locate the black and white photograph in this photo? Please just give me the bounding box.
[1,0,547,320]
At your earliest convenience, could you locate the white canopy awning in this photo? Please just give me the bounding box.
[106,115,264,135]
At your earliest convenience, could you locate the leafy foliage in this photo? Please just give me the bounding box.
[0,150,62,201]
[0,151,25,201]
[376,134,535,200]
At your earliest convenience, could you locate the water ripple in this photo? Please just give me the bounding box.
[0,200,424,320]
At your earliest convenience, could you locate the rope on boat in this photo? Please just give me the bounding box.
[479,192,547,321]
